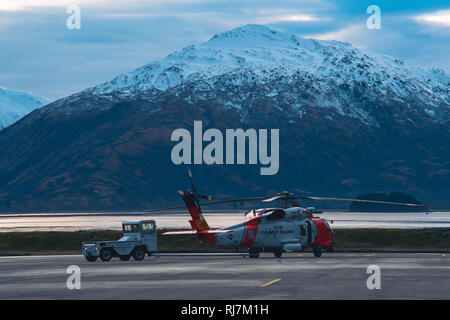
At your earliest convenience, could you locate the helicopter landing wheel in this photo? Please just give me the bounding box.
[274,249,282,258]
[312,246,322,258]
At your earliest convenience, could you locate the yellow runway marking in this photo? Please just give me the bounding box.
[261,279,282,287]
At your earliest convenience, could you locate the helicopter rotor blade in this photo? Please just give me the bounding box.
[146,204,190,213]
[303,196,425,207]
[146,190,424,214]
[146,196,268,213]
[262,195,284,202]
[262,192,304,203]
[196,197,268,206]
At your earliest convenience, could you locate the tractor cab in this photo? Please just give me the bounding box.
[120,220,157,251]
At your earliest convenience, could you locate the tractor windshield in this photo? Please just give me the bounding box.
[123,224,140,233]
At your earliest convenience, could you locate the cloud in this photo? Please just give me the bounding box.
[0,0,97,11]
[305,14,450,73]
[255,14,331,24]
[0,1,449,100]
[0,0,214,12]
[307,25,364,41]
[414,10,450,27]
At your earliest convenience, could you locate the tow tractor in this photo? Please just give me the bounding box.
[82,220,157,262]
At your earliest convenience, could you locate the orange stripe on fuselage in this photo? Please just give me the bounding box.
[242,217,259,248]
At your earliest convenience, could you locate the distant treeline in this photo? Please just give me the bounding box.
[349,192,424,212]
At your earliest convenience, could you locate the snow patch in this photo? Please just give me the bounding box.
[0,87,50,129]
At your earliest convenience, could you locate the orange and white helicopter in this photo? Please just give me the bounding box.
[149,169,424,258]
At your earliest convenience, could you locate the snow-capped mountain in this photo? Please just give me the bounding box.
[48,24,449,126]
[0,86,49,129]
[0,24,449,212]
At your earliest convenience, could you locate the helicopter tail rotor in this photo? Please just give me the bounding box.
[187,167,213,201]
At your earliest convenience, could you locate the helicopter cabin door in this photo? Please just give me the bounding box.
[299,223,306,242]
[305,221,312,246]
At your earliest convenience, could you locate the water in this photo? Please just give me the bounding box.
[0,210,449,232]
[320,211,450,229]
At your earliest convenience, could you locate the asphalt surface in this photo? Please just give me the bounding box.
[0,252,449,299]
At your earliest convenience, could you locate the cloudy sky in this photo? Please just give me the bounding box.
[0,0,449,100]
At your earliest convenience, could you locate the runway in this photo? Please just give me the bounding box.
[1,252,449,299]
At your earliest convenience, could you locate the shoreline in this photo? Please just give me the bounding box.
[1,228,449,256]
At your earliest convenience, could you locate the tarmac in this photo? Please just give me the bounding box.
[0,252,449,299]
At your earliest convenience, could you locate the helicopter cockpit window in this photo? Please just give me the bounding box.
[266,209,286,220]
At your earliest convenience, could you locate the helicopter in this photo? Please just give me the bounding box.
[149,168,425,258]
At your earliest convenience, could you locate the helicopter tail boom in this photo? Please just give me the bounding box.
[163,229,232,235]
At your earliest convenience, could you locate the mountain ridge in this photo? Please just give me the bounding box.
[0,24,449,212]
[42,24,449,128]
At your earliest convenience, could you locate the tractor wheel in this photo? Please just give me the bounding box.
[85,255,97,262]
[119,255,131,261]
[100,248,113,261]
[133,247,145,261]
[274,249,283,258]
[312,246,322,258]
[248,249,260,259]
